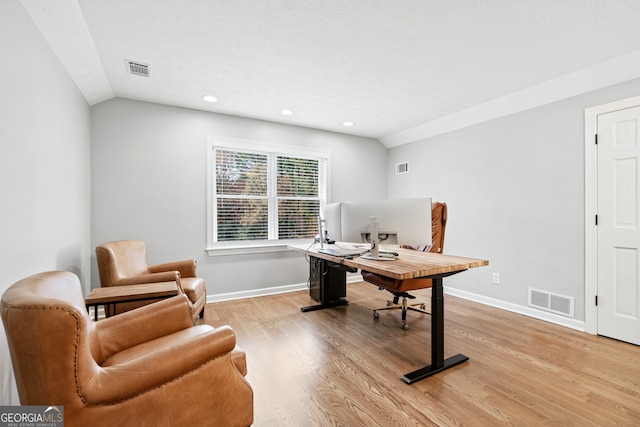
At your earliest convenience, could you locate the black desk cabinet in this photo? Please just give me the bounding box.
[303,257,355,312]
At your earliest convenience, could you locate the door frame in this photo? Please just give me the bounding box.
[584,95,640,334]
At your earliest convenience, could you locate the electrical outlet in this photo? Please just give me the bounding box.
[492,273,500,284]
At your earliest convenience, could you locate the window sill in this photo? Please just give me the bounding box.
[206,240,313,256]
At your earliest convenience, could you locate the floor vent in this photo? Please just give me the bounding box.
[528,288,574,318]
[396,162,409,174]
[125,60,150,77]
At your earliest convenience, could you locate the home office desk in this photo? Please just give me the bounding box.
[289,244,488,383]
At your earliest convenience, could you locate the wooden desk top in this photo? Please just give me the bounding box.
[85,282,179,305]
[289,244,489,280]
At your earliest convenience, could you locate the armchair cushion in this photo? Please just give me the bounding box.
[180,277,206,308]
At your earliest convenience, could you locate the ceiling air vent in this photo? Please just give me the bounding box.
[396,162,409,174]
[125,60,150,77]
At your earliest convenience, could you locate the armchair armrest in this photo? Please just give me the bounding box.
[94,294,193,360]
[83,325,238,404]
[115,271,180,286]
[149,259,198,278]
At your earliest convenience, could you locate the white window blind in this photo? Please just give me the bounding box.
[215,149,269,241]
[208,137,328,251]
[276,155,323,239]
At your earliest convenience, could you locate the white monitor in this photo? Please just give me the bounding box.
[322,198,432,248]
[322,202,343,242]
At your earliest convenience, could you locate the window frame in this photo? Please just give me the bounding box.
[206,136,330,256]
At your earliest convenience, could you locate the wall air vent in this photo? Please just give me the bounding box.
[528,288,575,318]
[125,60,150,77]
[396,162,409,174]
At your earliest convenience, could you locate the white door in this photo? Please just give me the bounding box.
[597,105,640,345]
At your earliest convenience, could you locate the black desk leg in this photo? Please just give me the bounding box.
[300,299,349,312]
[402,277,468,384]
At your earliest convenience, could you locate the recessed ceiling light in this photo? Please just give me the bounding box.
[280,109,294,116]
[202,95,218,103]
[343,121,355,127]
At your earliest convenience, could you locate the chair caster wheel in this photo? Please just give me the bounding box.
[373,311,379,319]
[420,304,426,310]
[402,322,409,330]
[386,301,393,307]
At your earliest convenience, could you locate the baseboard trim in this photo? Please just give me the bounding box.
[207,275,363,303]
[207,282,309,303]
[444,287,587,332]
[207,279,587,332]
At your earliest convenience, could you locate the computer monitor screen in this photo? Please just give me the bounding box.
[322,198,432,248]
[322,202,343,241]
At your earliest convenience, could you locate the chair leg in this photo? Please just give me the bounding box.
[372,292,430,329]
[401,297,409,329]
[407,302,429,314]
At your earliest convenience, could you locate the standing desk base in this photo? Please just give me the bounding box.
[398,274,469,384]
[289,246,488,385]
[301,299,348,312]
[402,353,469,384]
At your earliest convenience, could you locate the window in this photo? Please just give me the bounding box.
[207,136,329,254]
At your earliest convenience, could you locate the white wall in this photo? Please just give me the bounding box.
[387,77,640,323]
[0,1,91,404]
[90,98,387,295]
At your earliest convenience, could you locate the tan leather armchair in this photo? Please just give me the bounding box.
[96,240,206,321]
[362,202,448,329]
[1,271,253,427]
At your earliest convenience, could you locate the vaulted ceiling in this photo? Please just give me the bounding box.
[22,0,640,147]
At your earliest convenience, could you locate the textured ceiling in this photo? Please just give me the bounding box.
[21,0,640,146]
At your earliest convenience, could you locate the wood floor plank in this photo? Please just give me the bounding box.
[199,281,640,426]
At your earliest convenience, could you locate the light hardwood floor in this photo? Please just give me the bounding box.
[200,281,640,426]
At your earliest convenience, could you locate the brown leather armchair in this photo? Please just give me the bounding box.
[1,271,253,427]
[362,202,448,329]
[96,240,206,321]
